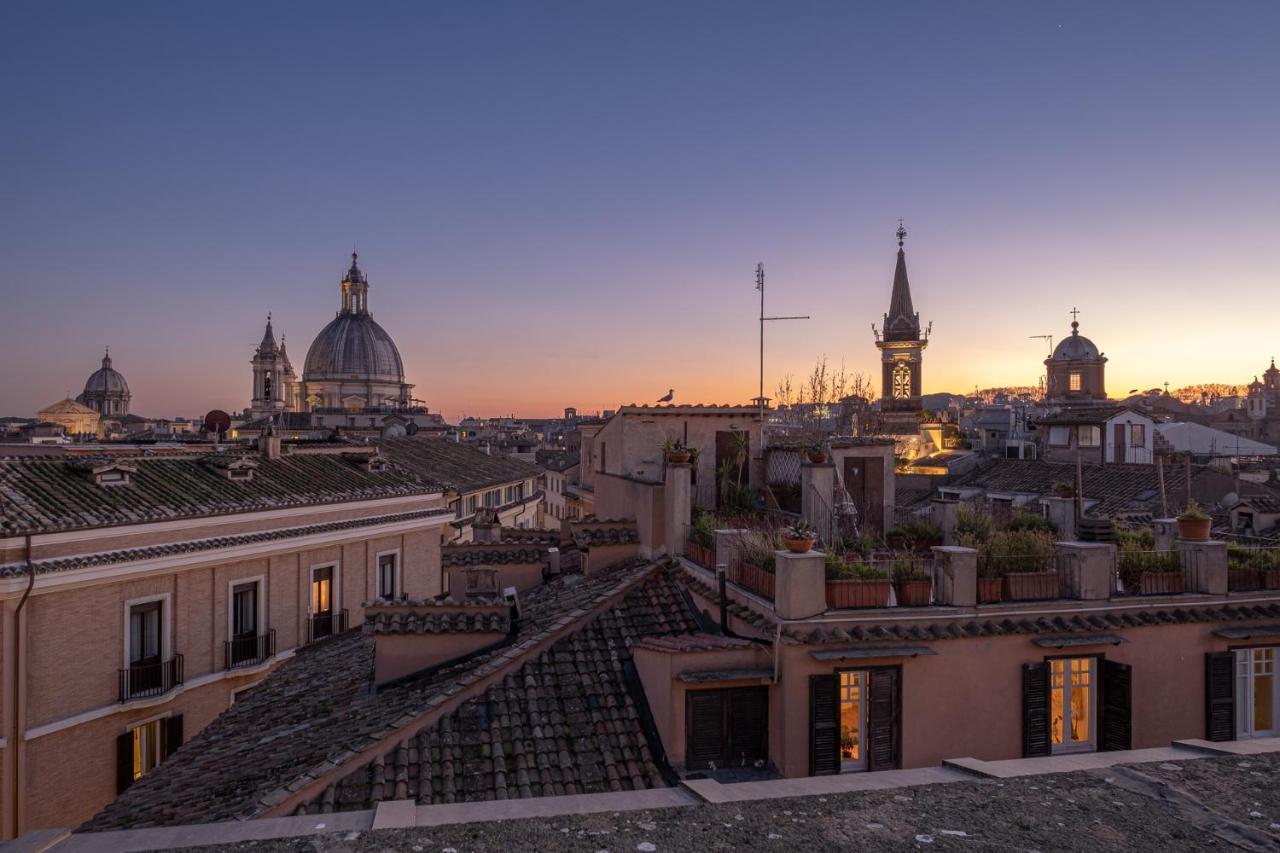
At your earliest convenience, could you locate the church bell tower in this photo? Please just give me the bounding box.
[874,223,930,413]
[250,314,289,420]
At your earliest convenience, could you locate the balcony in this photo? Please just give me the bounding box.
[224,629,276,670]
[307,609,348,643]
[118,655,184,703]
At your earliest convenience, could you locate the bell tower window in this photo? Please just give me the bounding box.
[892,362,912,399]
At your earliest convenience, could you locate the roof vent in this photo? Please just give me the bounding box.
[206,455,259,482]
[78,460,138,487]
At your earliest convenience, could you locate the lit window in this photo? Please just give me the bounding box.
[1069,372,1082,392]
[1128,423,1145,447]
[1050,657,1095,752]
[892,362,912,399]
[132,720,164,781]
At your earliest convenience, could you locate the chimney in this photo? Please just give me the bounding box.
[259,427,282,460]
[547,546,561,576]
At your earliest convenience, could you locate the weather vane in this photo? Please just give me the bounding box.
[896,219,907,247]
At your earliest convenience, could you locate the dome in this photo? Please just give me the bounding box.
[1050,322,1101,361]
[83,351,130,396]
[302,313,405,381]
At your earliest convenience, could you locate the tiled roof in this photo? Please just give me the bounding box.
[1037,405,1137,425]
[1238,495,1280,513]
[376,438,539,493]
[312,568,698,811]
[82,559,684,831]
[442,545,549,567]
[0,452,435,535]
[571,520,640,548]
[615,404,761,415]
[365,604,511,635]
[951,459,1186,516]
[1,508,456,578]
[631,634,757,653]
[780,601,1280,645]
[828,436,897,448]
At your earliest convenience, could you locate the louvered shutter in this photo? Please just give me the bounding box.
[164,714,184,760]
[728,687,769,766]
[1101,661,1131,751]
[116,731,134,795]
[1205,652,1235,742]
[809,674,839,775]
[685,690,726,769]
[867,667,900,771]
[1022,662,1051,757]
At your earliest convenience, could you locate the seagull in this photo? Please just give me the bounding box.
[657,389,675,403]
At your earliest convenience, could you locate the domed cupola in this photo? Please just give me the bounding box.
[77,348,132,417]
[301,253,413,411]
[1044,311,1107,403]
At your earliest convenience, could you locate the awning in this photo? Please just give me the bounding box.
[1213,625,1280,640]
[810,646,937,661]
[677,668,775,684]
[1033,634,1127,648]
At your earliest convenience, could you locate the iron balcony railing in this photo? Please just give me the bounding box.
[307,609,348,643]
[118,654,184,703]
[224,629,276,670]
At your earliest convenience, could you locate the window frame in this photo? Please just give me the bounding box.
[1128,423,1146,448]
[1068,371,1082,392]
[227,575,266,645]
[375,548,401,600]
[122,593,171,672]
[309,562,340,617]
[1077,425,1101,448]
[1234,644,1279,738]
[1046,654,1099,755]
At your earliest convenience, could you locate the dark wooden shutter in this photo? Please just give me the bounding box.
[809,674,839,775]
[728,687,769,766]
[867,667,901,771]
[1101,661,1131,751]
[1205,652,1235,742]
[1022,662,1051,757]
[164,714,184,760]
[116,731,134,795]
[686,690,726,769]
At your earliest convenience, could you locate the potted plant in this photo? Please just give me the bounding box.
[891,557,933,607]
[824,554,891,608]
[782,519,817,554]
[1119,548,1184,595]
[686,510,716,567]
[1177,501,1211,541]
[989,530,1059,600]
[662,438,691,464]
[805,442,828,464]
[1051,481,1075,499]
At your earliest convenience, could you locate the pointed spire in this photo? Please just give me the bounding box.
[343,251,365,284]
[884,220,919,339]
[259,312,278,351]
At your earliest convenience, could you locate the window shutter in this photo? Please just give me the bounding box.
[116,731,134,795]
[867,667,901,771]
[1205,652,1235,742]
[728,687,769,766]
[809,674,839,776]
[164,714,184,760]
[1101,660,1131,751]
[685,690,726,769]
[1022,662,1051,757]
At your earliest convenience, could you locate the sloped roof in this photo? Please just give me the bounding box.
[81,559,686,831]
[0,452,435,535]
[376,438,539,493]
[951,459,1183,516]
[36,397,99,417]
[1156,422,1278,458]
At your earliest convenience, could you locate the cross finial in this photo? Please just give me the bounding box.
[896,219,907,247]
[1070,306,1080,322]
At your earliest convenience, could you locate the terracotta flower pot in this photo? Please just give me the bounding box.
[977,577,1003,603]
[1177,517,1211,541]
[894,578,932,607]
[806,450,828,464]
[667,451,691,464]
[826,579,891,608]
[783,536,816,554]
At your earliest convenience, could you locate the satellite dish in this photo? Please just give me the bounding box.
[204,410,232,435]
[1222,492,1239,508]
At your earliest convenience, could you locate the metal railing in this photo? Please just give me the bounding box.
[307,610,348,643]
[1227,547,1280,592]
[118,654,184,702]
[978,552,1062,601]
[1113,549,1191,597]
[224,629,276,670]
[824,556,933,609]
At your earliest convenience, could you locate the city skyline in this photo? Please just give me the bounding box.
[3,2,1277,422]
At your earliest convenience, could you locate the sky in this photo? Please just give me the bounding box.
[1,1,1277,422]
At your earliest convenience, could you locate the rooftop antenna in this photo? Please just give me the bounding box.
[756,263,809,426]
[1029,334,1053,357]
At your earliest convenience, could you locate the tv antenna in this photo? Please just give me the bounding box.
[1029,334,1053,357]
[756,263,809,425]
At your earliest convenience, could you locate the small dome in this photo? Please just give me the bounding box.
[303,314,405,381]
[1051,322,1101,361]
[83,352,130,396]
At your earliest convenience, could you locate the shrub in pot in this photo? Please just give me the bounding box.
[1176,501,1211,541]
[825,555,891,608]
[782,520,817,554]
[662,438,691,464]
[891,557,932,606]
[805,443,828,464]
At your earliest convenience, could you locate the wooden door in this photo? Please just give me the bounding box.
[843,456,886,534]
[1113,424,1126,463]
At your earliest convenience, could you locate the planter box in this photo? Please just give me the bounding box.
[733,561,776,600]
[894,579,933,607]
[977,577,1003,603]
[1138,572,1184,596]
[1266,569,1280,590]
[1003,571,1060,601]
[826,579,891,609]
[1228,568,1263,592]
[686,542,716,568]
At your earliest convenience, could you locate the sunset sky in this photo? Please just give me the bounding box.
[2,2,1277,422]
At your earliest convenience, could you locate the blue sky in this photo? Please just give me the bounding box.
[2,2,1277,419]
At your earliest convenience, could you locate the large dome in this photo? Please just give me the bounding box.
[303,313,405,381]
[1050,322,1100,361]
[83,352,129,395]
[301,253,406,383]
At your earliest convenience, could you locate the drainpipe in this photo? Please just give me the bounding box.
[9,534,34,837]
[717,569,729,636]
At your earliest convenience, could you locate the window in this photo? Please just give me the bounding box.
[892,362,912,399]
[378,552,398,600]
[1069,371,1082,392]
[1128,423,1145,447]
[116,715,182,794]
[129,601,162,669]
[309,564,339,641]
[1077,426,1101,448]
[839,670,867,770]
[1048,426,1070,447]
[810,667,900,775]
[1236,647,1277,738]
[229,581,260,666]
[465,495,478,514]
[1049,657,1095,753]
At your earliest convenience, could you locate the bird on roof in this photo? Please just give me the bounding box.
[657,389,674,403]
